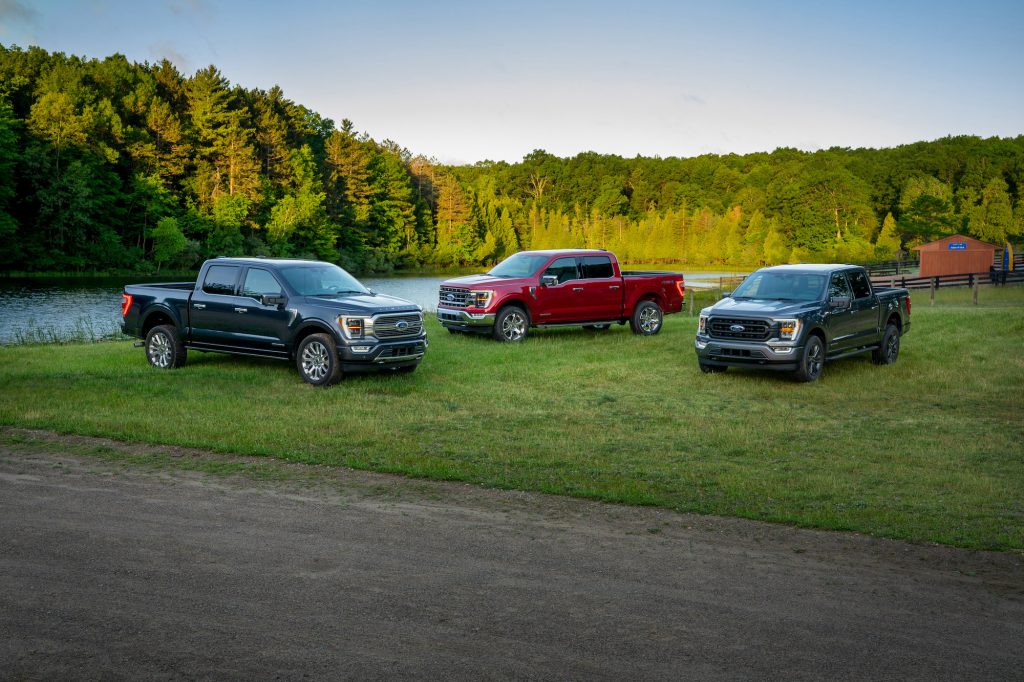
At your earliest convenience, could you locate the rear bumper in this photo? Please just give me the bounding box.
[339,336,427,372]
[695,335,801,371]
[437,307,496,332]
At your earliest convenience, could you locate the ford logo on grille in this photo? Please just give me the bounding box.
[396,320,409,330]
[729,324,746,332]
[446,293,454,302]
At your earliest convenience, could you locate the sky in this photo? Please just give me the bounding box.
[1,0,1022,164]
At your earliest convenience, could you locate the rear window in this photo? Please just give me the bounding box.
[202,265,240,295]
[581,256,614,279]
[848,270,872,299]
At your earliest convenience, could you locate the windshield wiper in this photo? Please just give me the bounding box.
[312,289,366,297]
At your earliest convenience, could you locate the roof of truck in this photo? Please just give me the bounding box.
[759,264,861,274]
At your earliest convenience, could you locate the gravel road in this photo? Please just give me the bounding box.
[1,429,1021,680]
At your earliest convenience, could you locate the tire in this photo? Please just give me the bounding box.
[584,324,611,331]
[699,362,726,373]
[794,335,824,383]
[145,324,186,369]
[296,333,342,386]
[630,300,663,335]
[492,306,529,342]
[872,324,900,365]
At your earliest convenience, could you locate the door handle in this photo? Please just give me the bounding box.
[572,287,584,292]
[193,303,206,309]
[234,307,248,313]
[609,285,620,290]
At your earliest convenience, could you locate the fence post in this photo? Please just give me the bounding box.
[689,293,694,316]
[930,279,936,306]
[973,278,979,305]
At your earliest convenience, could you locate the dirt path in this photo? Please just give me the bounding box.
[1,428,1021,680]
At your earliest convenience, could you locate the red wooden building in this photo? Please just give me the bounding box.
[912,235,997,277]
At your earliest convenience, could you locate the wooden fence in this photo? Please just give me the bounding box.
[870,269,1024,290]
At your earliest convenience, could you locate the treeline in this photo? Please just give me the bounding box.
[0,45,1022,274]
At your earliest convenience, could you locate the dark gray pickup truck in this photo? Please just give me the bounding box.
[121,257,427,386]
[694,264,911,382]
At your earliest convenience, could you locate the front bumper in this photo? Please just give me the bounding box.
[339,336,428,372]
[695,335,802,371]
[437,307,496,332]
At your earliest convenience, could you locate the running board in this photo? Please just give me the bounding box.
[827,345,880,361]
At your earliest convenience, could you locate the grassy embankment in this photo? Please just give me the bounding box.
[1,285,1021,551]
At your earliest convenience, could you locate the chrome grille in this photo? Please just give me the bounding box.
[439,286,471,308]
[708,317,772,341]
[374,313,423,339]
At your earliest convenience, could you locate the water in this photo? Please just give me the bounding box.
[0,270,741,344]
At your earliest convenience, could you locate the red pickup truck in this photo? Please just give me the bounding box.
[437,249,685,341]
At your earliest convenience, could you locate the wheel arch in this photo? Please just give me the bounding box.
[141,307,178,337]
[291,320,340,358]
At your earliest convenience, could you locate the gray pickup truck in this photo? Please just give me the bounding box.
[694,264,911,382]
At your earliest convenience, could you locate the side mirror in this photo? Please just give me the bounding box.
[829,296,850,308]
[721,290,732,298]
[262,294,287,306]
[541,275,558,287]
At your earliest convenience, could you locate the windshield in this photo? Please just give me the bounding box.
[279,263,369,297]
[487,253,551,278]
[731,272,826,302]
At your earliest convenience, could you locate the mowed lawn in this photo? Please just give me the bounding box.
[1,286,1022,551]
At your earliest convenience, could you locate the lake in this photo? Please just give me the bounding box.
[0,270,740,344]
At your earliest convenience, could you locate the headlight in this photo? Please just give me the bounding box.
[470,290,493,309]
[775,319,800,340]
[698,313,709,335]
[338,315,374,339]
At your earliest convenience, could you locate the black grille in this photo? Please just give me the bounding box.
[374,313,423,339]
[708,317,772,341]
[439,286,471,308]
[378,343,423,359]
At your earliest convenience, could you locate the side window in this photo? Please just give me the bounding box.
[848,270,872,299]
[581,256,614,279]
[829,272,851,299]
[241,268,282,299]
[202,265,240,295]
[544,257,579,284]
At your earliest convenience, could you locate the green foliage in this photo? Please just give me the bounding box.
[151,216,186,269]
[1,44,1022,275]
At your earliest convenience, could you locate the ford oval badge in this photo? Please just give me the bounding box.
[730,324,745,332]
[446,293,454,302]
[396,320,409,330]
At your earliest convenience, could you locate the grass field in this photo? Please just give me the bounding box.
[1,285,1022,551]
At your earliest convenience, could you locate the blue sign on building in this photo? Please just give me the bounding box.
[948,242,967,251]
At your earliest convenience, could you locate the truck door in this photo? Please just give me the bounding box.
[846,269,880,347]
[189,264,244,348]
[824,271,856,352]
[579,255,622,321]
[232,267,292,358]
[534,257,581,323]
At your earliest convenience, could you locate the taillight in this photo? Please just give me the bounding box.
[905,295,911,317]
[675,279,686,300]
[121,293,133,317]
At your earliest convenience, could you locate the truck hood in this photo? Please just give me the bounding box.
[302,293,420,315]
[709,298,819,317]
[442,274,519,288]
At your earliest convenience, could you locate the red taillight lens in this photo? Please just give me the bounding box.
[121,293,133,317]
[905,295,911,317]
[675,279,686,300]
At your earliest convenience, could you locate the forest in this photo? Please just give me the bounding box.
[0,45,1022,274]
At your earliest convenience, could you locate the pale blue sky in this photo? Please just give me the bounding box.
[2,0,1021,163]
